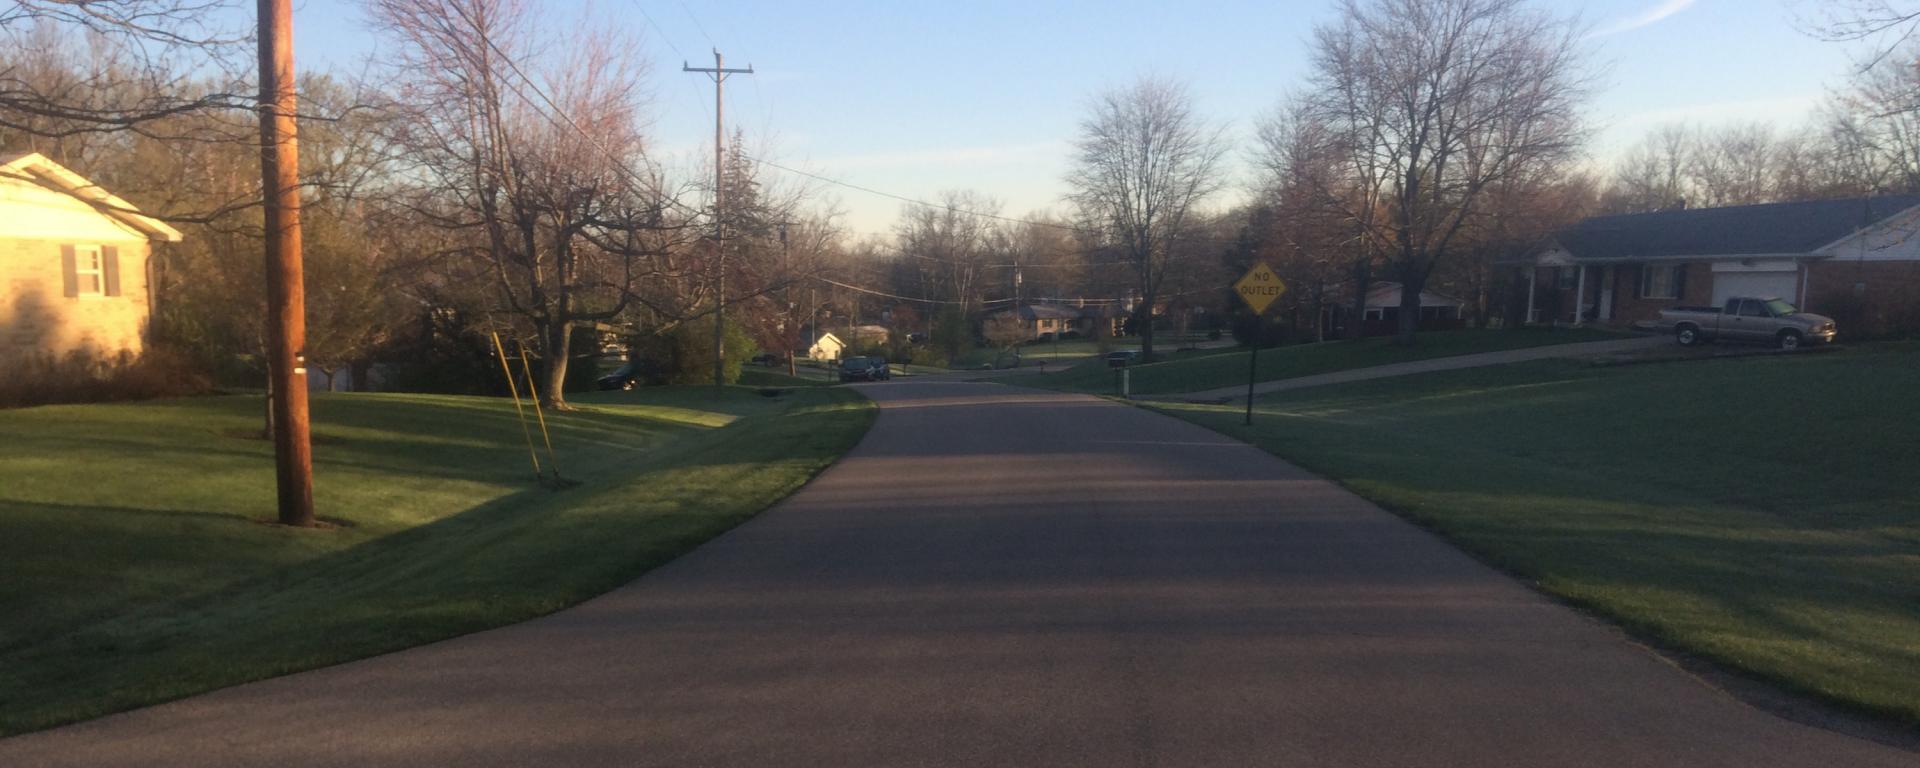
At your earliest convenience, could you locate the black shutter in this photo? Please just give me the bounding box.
[1673,263,1689,301]
[102,246,122,297]
[61,244,79,298]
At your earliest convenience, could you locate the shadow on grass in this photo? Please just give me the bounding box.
[0,388,876,737]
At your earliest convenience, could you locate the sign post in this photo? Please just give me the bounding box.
[1233,262,1287,426]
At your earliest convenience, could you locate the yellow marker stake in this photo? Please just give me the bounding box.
[490,331,543,481]
[517,343,562,482]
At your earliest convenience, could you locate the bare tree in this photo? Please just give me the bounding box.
[1301,0,1589,344]
[1604,124,1694,213]
[894,190,1002,318]
[1801,1,1920,69]
[981,312,1027,357]
[0,1,250,138]
[367,0,680,407]
[1067,76,1226,360]
[1255,102,1378,339]
[1686,123,1782,207]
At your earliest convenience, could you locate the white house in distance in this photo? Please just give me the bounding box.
[0,152,182,362]
[805,332,846,361]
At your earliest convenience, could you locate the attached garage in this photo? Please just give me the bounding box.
[1711,264,1801,307]
[1525,194,1920,329]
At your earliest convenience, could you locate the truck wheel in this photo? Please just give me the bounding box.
[1778,330,1803,351]
[1676,325,1701,347]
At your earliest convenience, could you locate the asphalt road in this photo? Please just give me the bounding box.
[2,381,1910,766]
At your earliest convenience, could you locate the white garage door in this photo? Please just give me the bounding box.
[1711,271,1799,307]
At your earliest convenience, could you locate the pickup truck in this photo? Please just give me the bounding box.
[1656,297,1836,350]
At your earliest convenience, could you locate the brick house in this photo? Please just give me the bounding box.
[1,152,182,362]
[989,303,1083,340]
[1518,195,1920,335]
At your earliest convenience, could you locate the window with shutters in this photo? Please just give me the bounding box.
[73,245,105,297]
[1639,264,1679,299]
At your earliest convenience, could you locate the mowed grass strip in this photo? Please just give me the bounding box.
[0,386,874,736]
[1016,327,1624,395]
[1151,342,1920,725]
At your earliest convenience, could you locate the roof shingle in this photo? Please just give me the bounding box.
[1559,195,1920,260]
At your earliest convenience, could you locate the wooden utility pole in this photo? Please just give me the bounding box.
[684,50,753,387]
[258,0,314,526]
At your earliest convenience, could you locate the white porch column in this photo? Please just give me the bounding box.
[1525,267,1537,325]
[1573,266,1588,326]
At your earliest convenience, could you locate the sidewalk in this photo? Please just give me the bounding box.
[1144,335,1668,403]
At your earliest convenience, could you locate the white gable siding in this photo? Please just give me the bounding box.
[0,174,154,243]
[1813,206,1920,262]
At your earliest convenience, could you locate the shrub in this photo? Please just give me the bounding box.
[627,316,757,386]
[1819,291,1920,340]
[0,347,214,410]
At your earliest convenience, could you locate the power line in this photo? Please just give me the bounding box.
[813,276,1015,306]
[626,0,717,126]
[811,276,1222,307]
[746,153,1252,251]
[674,0,718,47]
[743,153,1097,234]
[455,5,706,220]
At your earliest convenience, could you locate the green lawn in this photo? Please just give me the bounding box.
[1015,327,1624,395]
[737,367,833,387]
[0,386,874,735]
[1152,343,1920,725]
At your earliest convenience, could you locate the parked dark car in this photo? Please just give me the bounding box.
[1105,350,1140,368]
[597,363,639,391]
[749,352,784,367]
[838,356,891,382]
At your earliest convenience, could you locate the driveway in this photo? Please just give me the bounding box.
[0,380,1908,766]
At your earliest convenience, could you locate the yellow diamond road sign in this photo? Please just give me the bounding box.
[1234,262,1287,315]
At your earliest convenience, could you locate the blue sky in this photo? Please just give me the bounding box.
[282,0,1859,233]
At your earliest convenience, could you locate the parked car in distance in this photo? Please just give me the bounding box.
[597,363,639,391]
[1105,350,1141,368]
[1655,297,1836,350]
[749,352,783,367]
[838,356,891,382]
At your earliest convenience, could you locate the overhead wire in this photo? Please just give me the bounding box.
[457,5,708,220]
[626,0,716,128]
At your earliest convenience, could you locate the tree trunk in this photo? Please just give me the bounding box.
[540,319,572,409]
[1136,300,1155,360]
[262,373,276,441]
[1312,281,1327,343]
[1350,259,1371,340]
[1395,275,1425,346]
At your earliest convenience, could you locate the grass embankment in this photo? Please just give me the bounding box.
[1153,343,1920,724]
[0,386,874,736]
[737,367,834,387]
[1016,327,1623,395]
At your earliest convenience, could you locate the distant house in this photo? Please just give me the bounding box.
[1320,282,1466,337]
[805,332,846,361]
[991,303,1082,340]
[987,300,1137,340]
[0,152,182,362]
[1519,196,1920,334]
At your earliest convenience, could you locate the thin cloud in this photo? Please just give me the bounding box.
[1592,0,1698,38]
